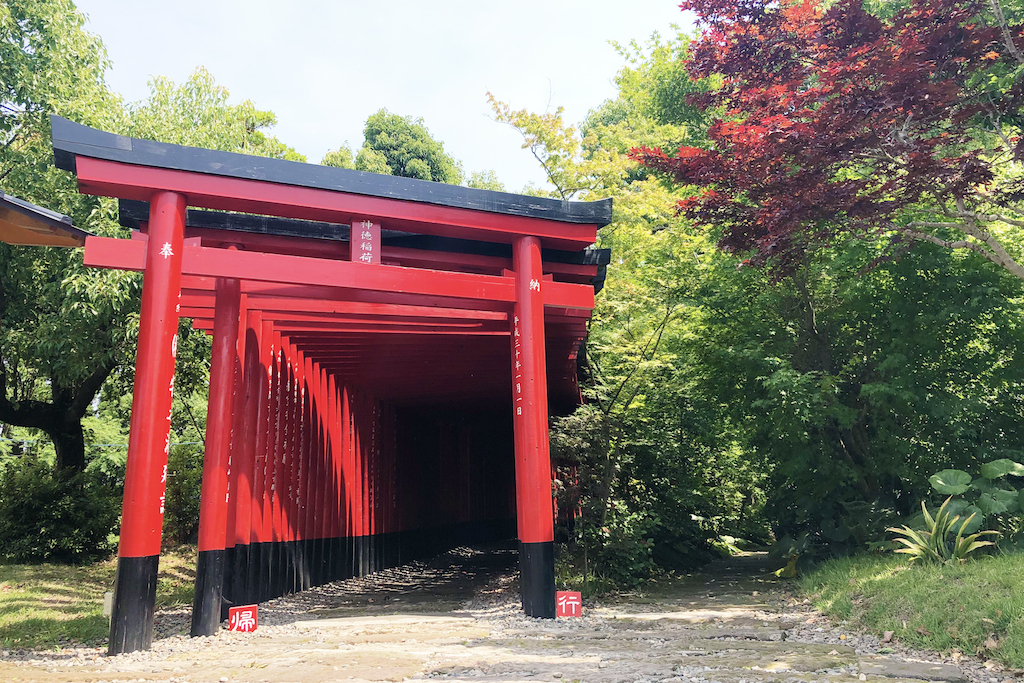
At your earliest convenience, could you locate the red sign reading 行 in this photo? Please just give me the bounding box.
[351,219,380,264]
[228,604,258,632]
[556,591,582,617]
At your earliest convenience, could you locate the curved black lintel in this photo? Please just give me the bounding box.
[51,116,612,227]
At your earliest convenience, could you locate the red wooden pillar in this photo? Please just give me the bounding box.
[222,292,247,608]
[371,397,378,566]
[255,320,275,601]
[109,192,186,655]
[281,339,297,593]
[233,310,262,606]
[285,342,300,592]
[510,235,556,619]
[270,334,286,594]
[191,276,241,636]
[304,356,322,584]
[333,375,347,578]
[297,352,313,588]
[352,390,365,574]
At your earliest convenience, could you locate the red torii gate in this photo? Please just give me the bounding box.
[32,116,609,654]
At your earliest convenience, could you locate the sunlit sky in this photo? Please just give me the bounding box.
[74,0,691,192]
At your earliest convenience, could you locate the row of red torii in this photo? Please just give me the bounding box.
[14,117,611,654]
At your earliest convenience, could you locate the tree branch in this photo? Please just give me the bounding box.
[67,359,116,419]
[894,225,1024,280]
[989,0,1024,66]
[0,367,56,431]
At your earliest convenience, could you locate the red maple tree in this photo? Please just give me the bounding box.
[632,0,1024,279]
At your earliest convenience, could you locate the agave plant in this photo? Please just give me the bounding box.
[888,497,999,564]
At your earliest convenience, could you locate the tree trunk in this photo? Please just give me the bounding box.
[0,360,114,473]
[51,421,87,473]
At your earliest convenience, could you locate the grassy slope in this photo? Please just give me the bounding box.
[798,552,1024,669]
[0,545,196,649]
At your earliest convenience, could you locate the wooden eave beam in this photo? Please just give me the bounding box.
[86,236,596,310]
[74,157,598,250]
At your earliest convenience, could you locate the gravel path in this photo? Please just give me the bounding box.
[0,545,1018,683]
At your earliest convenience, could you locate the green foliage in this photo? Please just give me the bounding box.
[355,145,392,175]
[800,553,1024,668]
[930,470,972,495]
[505,30,758,587]
[127,67,303,160]
[920,460,1024,544]
[466,170,505,191]
[504,19,1024,577]
[588,504,659,588]
[0,456,118,563]
[321,144,355,169]
[354,109,462,183]
[1,1,297,480]
[162,444,203,545]
[888,497,998,564]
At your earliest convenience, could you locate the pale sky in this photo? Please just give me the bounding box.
[74,0,690,193]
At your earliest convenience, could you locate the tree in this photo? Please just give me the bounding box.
[0,0,131,472]
[355,109,463,184]
[466,170,505,191]
[492,33,767,580]
[0,7,301,473]
[632,0,1024,280]
[321,144,354,169]
[501,25,1024,567]
[127,67,304,161]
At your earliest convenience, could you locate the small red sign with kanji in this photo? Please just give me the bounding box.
[228,604,258,632]
[350,219,380,264]
[556,591,582,617]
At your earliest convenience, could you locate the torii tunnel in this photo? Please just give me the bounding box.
[26,116,612,654]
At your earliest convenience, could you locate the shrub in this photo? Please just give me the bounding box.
[0,457,119,564]
[587,504,659,588]
[162,444,203,545]
[888,497,998,564]
[924,460,1023,545]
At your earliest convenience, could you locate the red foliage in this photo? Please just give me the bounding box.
[633,0,1022,270]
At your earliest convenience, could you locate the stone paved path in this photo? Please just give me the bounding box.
[0,545,1015,683]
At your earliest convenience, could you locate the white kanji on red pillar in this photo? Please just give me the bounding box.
[159,242,174,259]
[529,278,541,292]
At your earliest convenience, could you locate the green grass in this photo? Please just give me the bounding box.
[0,545,197,649]
[798,552,1024,668]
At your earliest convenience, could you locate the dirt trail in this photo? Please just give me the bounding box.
[0,545,1010,683]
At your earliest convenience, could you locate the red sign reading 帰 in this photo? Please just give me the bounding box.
[228,604,258,632]
[556,591,582,617]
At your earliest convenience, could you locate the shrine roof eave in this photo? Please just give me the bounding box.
[51,116,612,229]
[0,189,91,247]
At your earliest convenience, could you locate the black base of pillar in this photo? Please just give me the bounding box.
[519,541,555,618]
[109,554,160,655]
[191,549,226,637]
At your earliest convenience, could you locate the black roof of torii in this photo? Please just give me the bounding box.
[50,115,613,229]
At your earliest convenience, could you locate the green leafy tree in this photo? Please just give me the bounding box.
[466,170,505,191]
[0,6,302,474]
[354,109,462,183]
[127,67,304,161]
[321,144,354,169]
[503,26,1024,576]
[0,0,133,472]
[495,32,762,583]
